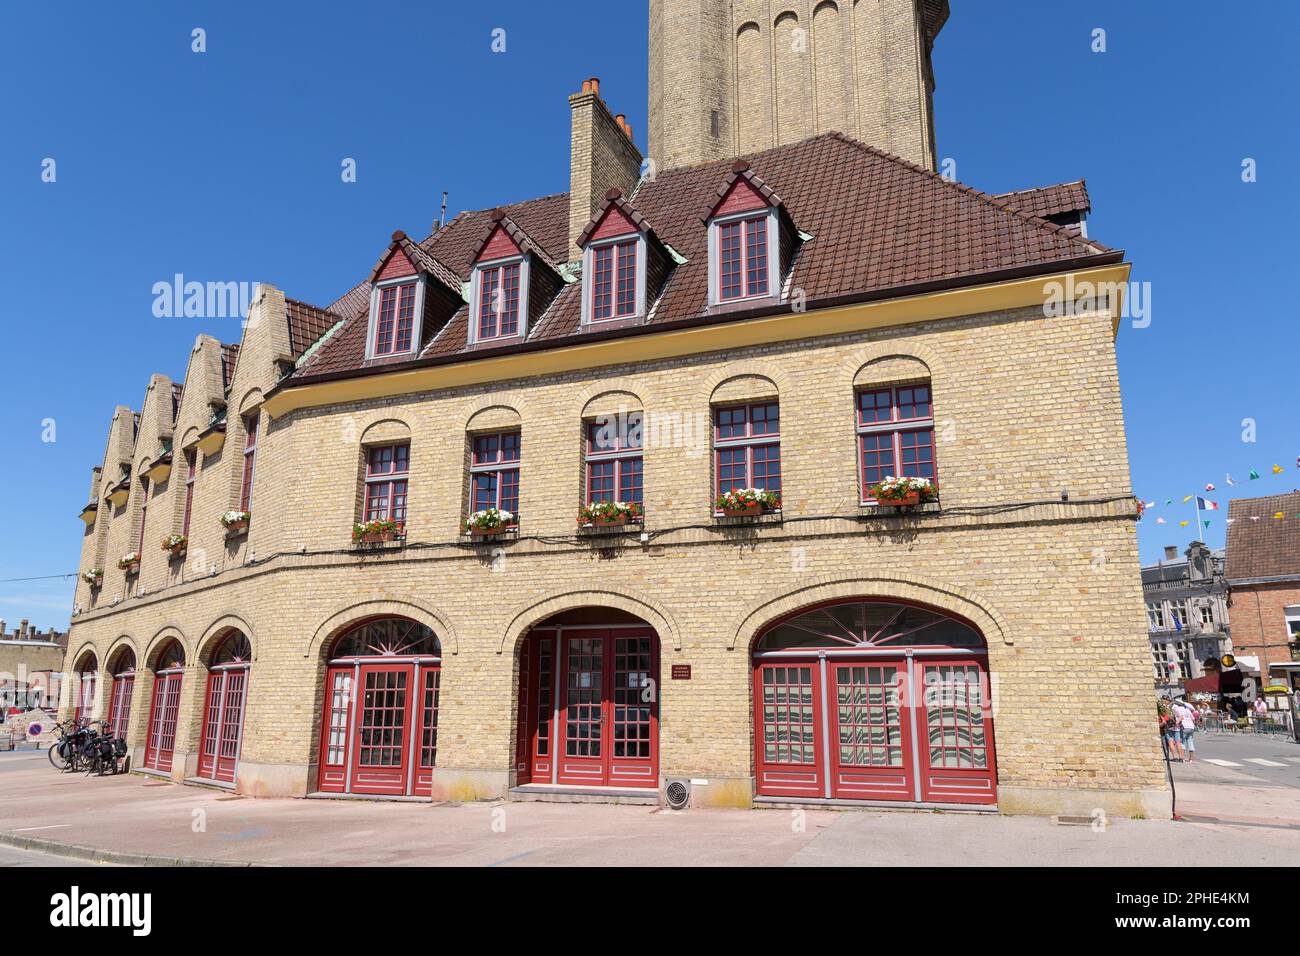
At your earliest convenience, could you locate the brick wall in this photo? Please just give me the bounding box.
[61,294,1169,816]
[1228,581,1300,674]
[650,0,939,171]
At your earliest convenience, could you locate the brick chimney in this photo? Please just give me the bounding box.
[0,620,6,638]
[568,77,643,261]
[1163,545,1178,561]
[19,619,29,639]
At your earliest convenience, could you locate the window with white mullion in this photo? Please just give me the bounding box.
[708,208,779,307]
[856,383,937,503]
[364,444,409,524]
[582,235,646,325]
[469,431,521,515]
[713,402,781,504]
[366,277,426,360]
[585,413,643,506]
[471,257,528,343]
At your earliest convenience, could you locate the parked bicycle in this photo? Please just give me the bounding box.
[47,718,92,772]
[79,721,128,776]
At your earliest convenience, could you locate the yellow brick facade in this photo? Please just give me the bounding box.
[61,283,1170,818]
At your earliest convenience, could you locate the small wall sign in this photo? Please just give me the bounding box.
[671,664,692,680]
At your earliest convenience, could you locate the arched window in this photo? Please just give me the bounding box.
[756,600,983,652]
[73,651,98,721]
[199,631,253,785]
[211,631,252,665]
[330,618,440,660]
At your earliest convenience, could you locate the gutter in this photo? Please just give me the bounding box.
[267,251,1126,397]
[1226,575,1300,587]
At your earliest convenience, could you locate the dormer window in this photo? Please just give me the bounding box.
[365,277,426,360]
[581,234,647,325]
[476,260,523,341]
[374,282,417,355]
[709,209,778,305]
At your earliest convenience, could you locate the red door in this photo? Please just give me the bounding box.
[317,660,440,797]
[349,663,412,796]
[198,667,248,784]
[753,655,996,806]
[827,662,914,800]
[551,628,659,789]
[519,631,557,786]
[107,675,134,739]
[143,670,182,772]
[753,661,824,798]
[916,660,997,805]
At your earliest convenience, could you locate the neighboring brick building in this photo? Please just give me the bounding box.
[59,5,1166,818]
[1,620,68,712]
[1141,543,1231,697]
[1225,491,1300,692]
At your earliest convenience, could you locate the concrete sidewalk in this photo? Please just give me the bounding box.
[2,759,1297,866]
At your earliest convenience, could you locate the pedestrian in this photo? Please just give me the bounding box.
[1176,699,1197,761]
[1158,699,1184,761]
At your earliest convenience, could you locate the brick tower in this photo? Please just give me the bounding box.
[648,0,948,172]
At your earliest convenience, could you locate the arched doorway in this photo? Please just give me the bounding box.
[197,631,251,784]
[143,639,185,772]
[72,651,98,722]
[752,599,996,806]
[106,647,136,739]
[317,617,441,797]
[516,608,660,790]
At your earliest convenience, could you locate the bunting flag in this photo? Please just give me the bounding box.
[1203,520,1211,528]
[1226,474,1237,486]
[1275,512,1285,520]
[1182,495,1193,503]
[1144,500,1156,508]
[1196,497,1218,511]
[1250,469,1261,480]
[1204,483,1215,492]
[1179,520,1189,527]
[1272,464,1284,475]
[1251,516,1261,522]
[1226,518,1236,525]
[1165,499,1173,505]
[1156,517,1166,524]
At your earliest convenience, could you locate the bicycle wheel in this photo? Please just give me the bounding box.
[47,741,69,771]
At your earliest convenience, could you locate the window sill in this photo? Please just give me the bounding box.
[353,536,406,553]
[578,519,644,534]
[858,501,942,517]
[713,509,782,525]
[224,525,249,541]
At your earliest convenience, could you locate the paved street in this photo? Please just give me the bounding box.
[2,734,1298,866]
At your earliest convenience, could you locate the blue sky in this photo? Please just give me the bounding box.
[1,1,1296,630]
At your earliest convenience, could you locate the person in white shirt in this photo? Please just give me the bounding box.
[1175,700,1197,761]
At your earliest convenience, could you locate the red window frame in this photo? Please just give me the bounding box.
[239,413,258,513]
[713,402,781,503]
[181,450,196,537]
[585,413,644,507]
[718,215,770,301]
[470,431,521,515]
[856,383,937,502]
[373,282,417,356]
[477,262,522,341]
[591,240,639,321]
[364,444,410,524]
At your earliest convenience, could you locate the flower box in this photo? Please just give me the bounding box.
[715,488,780,518]
[464,509,516,536]
[470,523,515,537]
[161,534,188,559]
[220,511,251,536]
[578,501,643,528]
[352,520,405,546]
[868,477,936,508]
[82,570,104,589]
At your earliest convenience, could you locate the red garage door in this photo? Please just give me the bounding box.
[753,600,996,806]
[316,618,441,797]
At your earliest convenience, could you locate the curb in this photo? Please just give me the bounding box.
[0,832,260,867]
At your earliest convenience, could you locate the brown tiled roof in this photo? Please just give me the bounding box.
[285,298,344,358]
[992,180,1090,222]
[220,343,240,391]
[295,133,1118,382]
[1225,491,1300,581]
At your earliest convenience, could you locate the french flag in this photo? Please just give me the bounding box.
[1197,497,1219,511]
